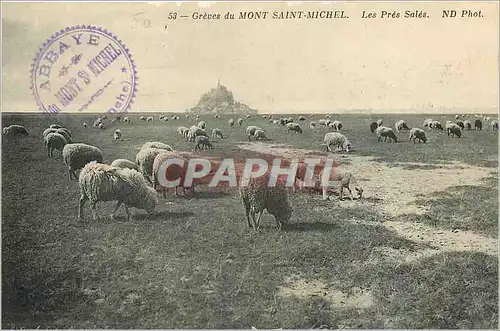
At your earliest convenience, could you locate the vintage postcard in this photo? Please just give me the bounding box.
[1,0,498,329]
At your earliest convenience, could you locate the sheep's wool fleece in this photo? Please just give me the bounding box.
[79,163,158,209]
[141,142,173,151]
[240,173,292,221]
[136,147,170,177]
[110,159,139,171]
[63,143,104,170]
[45,132,67,149]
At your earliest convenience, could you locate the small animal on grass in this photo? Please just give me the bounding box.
[317,168,363,201]
[78,162,158,223]
[211,128,223,139]
[253,129,270,141]
[408,128,427,143]
[45,132,67,158]
[446,122,462,138]
[376,126,398,142]
[113,129,122,140]
[474,119,482,130]
[195,136,213,150]
[63,143,104,180]
[3,125,29,136]
[239,173,293,230]
[324,132,352,152]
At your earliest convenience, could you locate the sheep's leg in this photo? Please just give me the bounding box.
[111,201,122,220]
[243,202,252,228]
[322,187,329,201]
[255,210,264,230]
[274,216,282,230]
[339,186,344,200]
[78,194,87,219]
[347,187,354,200]
[71,170,78,179]
[90,201,98,221]
[124,205,130,222]
[250,211,256,229]
[68,168,74,180]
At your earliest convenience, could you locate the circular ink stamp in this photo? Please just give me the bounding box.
[30,25,137,113]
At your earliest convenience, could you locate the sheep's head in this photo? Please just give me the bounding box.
[3,127,8,135]
[355,186,364,199]
[343,141,352,153]
[141,187,159,214]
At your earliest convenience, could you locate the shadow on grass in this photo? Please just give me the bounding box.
[282,221,341,232]
[132,210,196,221]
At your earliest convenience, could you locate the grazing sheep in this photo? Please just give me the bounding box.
[370,122,378,133]
[78,163,158,222]
[286,123,303,134]
[56,128,72,143]
[246,126,262,140]
[376,126,398,142]
[215,115,220,119]
[93,118,103,127]
[474,119,483,130]
[197,121,206,129]
[3,125,29,136]
[177,126,189,136]
[324,119,332,127]
[330,120,342,131]
[141,141,173,151]
[455,115,460,119]
[430,120,443,131]
[423,118,433,128]
[318,119,327,126]
[239,173,293,230]
[140,116,146,121]
[135,147,171,184]
[45,132,67,157]
[245,114,251,119]
[408,128,427,143]
[238,118,243,126]
[446,122,462,138]
[492,121,499,130]
[455,120,465,130]
[310,121,317,129]
[147,117,154,122]
[317,168,363,201]
[211,128,223,139]
[98,123,104,130]
[195,136,213,150]
[325,115,331,119]
[113,129,122,140]
[298,116,306,121]
[49,124,61,129]
[159,115,165,121]
[324,132,352,152]
[63,143,104,180]
[464,120,472,130]
[187,126,208,142]
[254,129,270,141]
[123,117,131,123]
[376,119,383,127]
[152,151,190,197]
[228,119,235,126]
[83,123,88,128]
[485,116,491,121]
[395,120,410,133]
[43,127,58,138]
[110,158,139,171]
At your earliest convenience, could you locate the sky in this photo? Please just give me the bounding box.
[1,1,499,114]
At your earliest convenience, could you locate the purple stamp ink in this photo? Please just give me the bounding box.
[30,25,137,113]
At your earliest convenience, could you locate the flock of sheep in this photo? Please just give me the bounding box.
[2,111,498,230]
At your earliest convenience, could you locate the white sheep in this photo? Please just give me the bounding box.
[123,117,131,123]
[211,128,223,139]
[325,115,331,119]
[310,121,317,129]
[228,119,235,127]
[491,120,498,130]
[135,147,171,184]
[237,118,243,126]
[56,128,72,143]
[93,118,103,127]
[445,122,462,138]
[147,116,154,122]
[3,125,29,136]
[43,128,58,138]
[140,116,146,121]
[63,143,104,180]
[78,163,158,222]
[423,118,433,128]
[376,126,398,142]
[463,120,472,130]
[318,119,327,126]
[83,123,88,128]
[187,126,208,142]
[141,141,173,151]
[246,125,262,140]
[114,129,122,140]
[395,120,410,133]
[330,120,342,131]
[430,120,443,131]
[45,132,67,157]
[298,116,306,121]
[239,173,293,230]
[408,128,427,143]
[376,119,383,127]
[110,158,139,171]
[324,132,352,152]
[197,121,206,129]
[254,129,270,141]
[177,126,189,136]
[286,123,303,133]
[98,123,104,130]
[455,115,460,119]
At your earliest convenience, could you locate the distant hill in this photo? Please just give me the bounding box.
[189,80,257,114]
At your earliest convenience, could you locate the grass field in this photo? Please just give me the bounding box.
[2,112,498,329]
